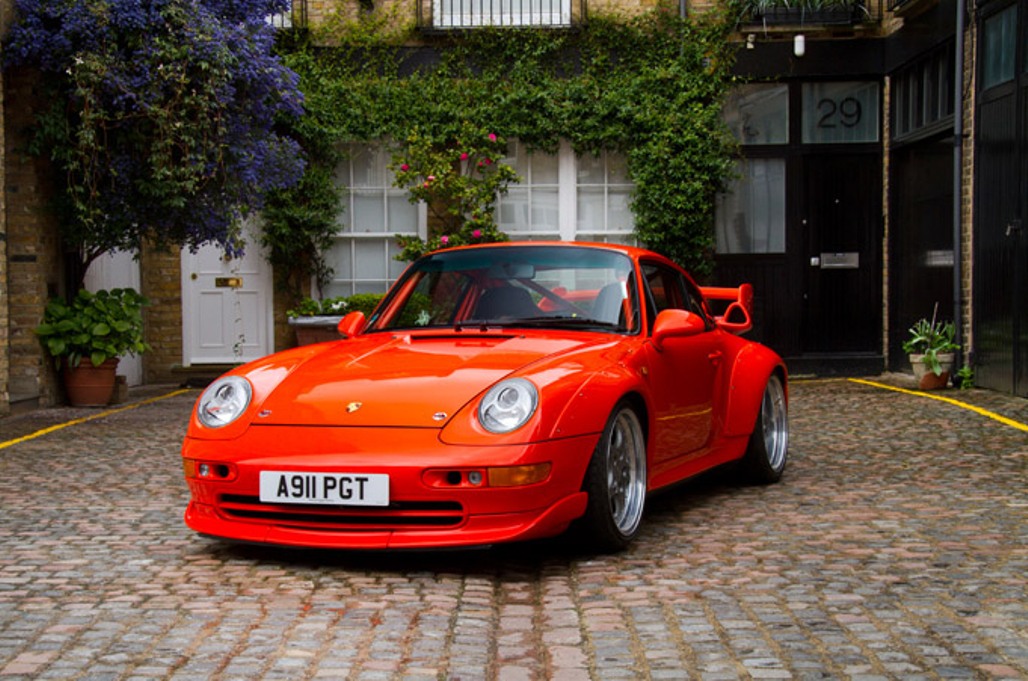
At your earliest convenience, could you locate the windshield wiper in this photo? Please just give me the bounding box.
[488,316,621,330]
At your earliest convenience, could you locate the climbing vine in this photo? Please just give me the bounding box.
[276,4,737,278]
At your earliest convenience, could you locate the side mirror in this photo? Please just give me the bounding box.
[337,311,366,338]
[651,309,705,351]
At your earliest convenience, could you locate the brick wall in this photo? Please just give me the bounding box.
[4,67,63,409]
[139,246,184,384]
[959,19,975,358]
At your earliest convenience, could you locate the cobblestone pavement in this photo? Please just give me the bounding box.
[0,378,1025,680]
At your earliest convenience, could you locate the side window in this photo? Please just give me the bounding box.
[642,263,708,331]
[680,278,710,320]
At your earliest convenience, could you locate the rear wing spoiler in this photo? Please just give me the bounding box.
[700,284,753,335]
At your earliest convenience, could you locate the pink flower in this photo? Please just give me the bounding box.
[483,158,493,165]
[427,175,436,182]
[440,236,449,245]
[472,229,482,239]
[460,152,469,161]
[400,163,409,172]
[488,133,497,142]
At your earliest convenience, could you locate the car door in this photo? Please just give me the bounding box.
[641,262,722,469]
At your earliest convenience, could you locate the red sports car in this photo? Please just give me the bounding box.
[182,242,788,551]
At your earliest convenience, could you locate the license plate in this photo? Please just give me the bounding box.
[259,471,389,506]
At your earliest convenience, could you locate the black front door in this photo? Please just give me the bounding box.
[798,153,882,354]
[974,0,1027,397]
[889,137,955,371]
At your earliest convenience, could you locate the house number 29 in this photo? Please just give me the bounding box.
[817,97,862,128]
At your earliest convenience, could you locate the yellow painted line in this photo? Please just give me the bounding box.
[0,389,194,451]
[849,378,1028,433]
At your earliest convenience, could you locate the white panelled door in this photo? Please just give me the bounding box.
[181,221,273,365]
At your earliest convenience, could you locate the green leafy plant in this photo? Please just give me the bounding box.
[277,8,736,278]
[35,288,151,369]
[345,294,387,318]
[901,307,960,377]
[262,163,343,300]
[955,365,974,390]
[286,296,350,318]
[287,293,384,319]
[391,125,517,261]
[735,0,866,18]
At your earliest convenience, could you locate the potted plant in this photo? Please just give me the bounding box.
[287,294,385,345]
[35,288,151,406]
[901,306,959,390]
[738,0,867,26]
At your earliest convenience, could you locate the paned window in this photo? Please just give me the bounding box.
[575,150,634,243]
[324,142,636,295]
[982,5,1017,89]
[434,0,571,28]
[723,84,789,145]
[498,140,561,239]
[324,145,420,297]
[892,43,954,141]
[802,82,880,144]
[715,159,786,254]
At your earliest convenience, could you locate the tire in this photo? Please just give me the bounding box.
[742,373,789,484]
[579,402,647,552]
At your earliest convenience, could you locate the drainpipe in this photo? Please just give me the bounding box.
[952,0,965,369]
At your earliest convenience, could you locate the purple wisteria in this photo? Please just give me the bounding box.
[4,0,305,277]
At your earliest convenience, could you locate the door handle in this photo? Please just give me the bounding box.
[1006,220,1022,238]
[707,351,723,365]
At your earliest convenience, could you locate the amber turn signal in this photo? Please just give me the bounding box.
[487,463,552,487]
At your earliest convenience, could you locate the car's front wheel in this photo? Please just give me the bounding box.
[742,372,788,484]
[580,401,647,552]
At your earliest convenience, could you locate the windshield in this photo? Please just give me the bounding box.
[368,245,639,334]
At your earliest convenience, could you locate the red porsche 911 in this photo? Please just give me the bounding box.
[182,242,788,551]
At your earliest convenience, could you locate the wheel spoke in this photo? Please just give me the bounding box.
[761,376,788,471]
[604,409,645,535]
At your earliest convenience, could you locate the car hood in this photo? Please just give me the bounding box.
[253,332,597,427]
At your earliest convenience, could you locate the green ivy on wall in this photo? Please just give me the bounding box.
[273,5,738,280]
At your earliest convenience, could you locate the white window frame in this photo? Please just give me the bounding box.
[323,140,636,295]
[323,144,427,298]
[573,147,635,244]
[498,140,635,244]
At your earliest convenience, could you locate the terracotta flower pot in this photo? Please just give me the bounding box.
[63,358,120,407]
[909,352,954,390]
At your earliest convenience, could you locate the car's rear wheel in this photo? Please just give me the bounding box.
[742,373,788,484]
[580,401,647,552]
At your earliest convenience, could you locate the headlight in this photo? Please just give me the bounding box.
[478,378,538,434]
[197,376,252,428]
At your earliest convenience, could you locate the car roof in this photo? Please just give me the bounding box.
[433,240,679,268]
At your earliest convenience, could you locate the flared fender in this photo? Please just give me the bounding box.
[542,361,649,442]
[721,343,788,438]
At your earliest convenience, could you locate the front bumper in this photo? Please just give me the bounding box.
[182,425,597,549]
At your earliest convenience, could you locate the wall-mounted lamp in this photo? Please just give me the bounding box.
[746,34,756,50]
[793,34,806,57]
